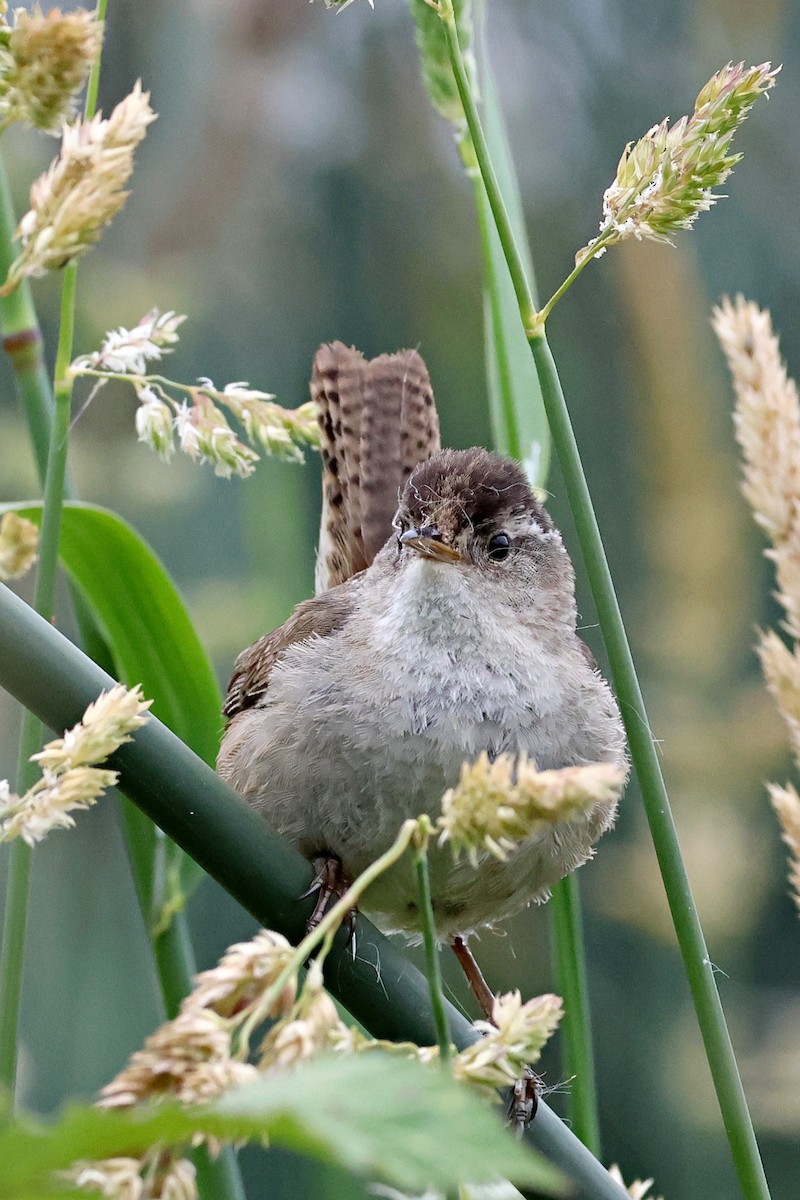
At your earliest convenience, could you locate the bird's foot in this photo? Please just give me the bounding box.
[301,854,356,949]
[451,934,541,1133]
[507,1064,541,1135]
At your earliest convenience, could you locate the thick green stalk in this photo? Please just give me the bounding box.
[440,10,771,1197]
[549,876,599,1155]
[0,584,632,1200]
[413,842,451,1062]
[0,833,31,1092]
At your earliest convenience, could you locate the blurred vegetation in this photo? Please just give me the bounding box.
[0,1,798,1197]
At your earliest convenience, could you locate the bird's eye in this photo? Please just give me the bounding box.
[487,532,512,561]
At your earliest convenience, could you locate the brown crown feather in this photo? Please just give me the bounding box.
[401,446,550,536]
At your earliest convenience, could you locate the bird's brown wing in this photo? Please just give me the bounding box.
[223,576,363,720]
[312,342,440,592]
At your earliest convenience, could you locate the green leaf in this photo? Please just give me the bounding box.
[473,7,550,488]
[1,501,220,913]
[0,1054,564,1197]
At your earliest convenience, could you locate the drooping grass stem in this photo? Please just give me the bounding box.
[440,7,771,1198]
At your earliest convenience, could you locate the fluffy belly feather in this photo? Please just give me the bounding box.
[217,634,621,938]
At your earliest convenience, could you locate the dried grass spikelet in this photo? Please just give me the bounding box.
[258,960,345,1071]
[768,783,800,915]
[713,296,800,916]
[1,79,156,293]
[0,510,38,580]
[188,928,297,1019]
[712,295,800,639]
[34,682,152,771]
[72,308,185,376]
[453,991,562,1089]
[438,751,624,864]
[0,5,101,133]
[98,1009,235,1109]
[69,1153,198,1200]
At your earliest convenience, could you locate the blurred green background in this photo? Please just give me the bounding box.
[1,0,799,1196]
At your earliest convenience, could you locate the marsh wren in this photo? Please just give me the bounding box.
[218,342,626,952]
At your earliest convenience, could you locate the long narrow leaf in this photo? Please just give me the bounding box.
[1,501,220,912]
[0,1054,562,1197]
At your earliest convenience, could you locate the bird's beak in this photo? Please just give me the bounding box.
[399,527,461,563]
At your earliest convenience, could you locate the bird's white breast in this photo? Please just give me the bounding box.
[219,557,624,937]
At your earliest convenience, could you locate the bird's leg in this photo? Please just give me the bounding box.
[301,854,356,943]
[451,934,495,1021]
[451,934,541,1133]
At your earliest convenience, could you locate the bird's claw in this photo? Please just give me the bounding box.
[301,855,357,954]
[507,1065,540,1135]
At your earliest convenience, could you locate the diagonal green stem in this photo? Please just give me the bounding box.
[440,9,771,1198]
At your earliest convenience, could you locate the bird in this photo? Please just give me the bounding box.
[218,341,626,987]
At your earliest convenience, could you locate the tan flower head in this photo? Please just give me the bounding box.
[713,295,800,640]
[0,684,151,846]
[175,394,258,479]
[71,309,186,377]
[2,80,156,292]
[0,765,116,846]
[0,510,38,580]
[438,751,625,864]
[69,1157,145,1200]
[188,928,297,1020]
[607,1165,664,1200]
[453,991,562,1088]
[135,385,176,461]
[0,5,101,133]
[200,381,320,462]
[768,783,800,916]
[33,683,152,772]
[69,1153,198,1200]
[577,62,779,267]
[98,1009,232,1109]
[258,960,344,1070]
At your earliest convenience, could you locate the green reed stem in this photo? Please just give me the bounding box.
[0,263,76,1095]
[464,0,599,1149]
[549,876,599,1155]
[439,1,535,328]
[439,10,771,1196]
[413,841,452,1062]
